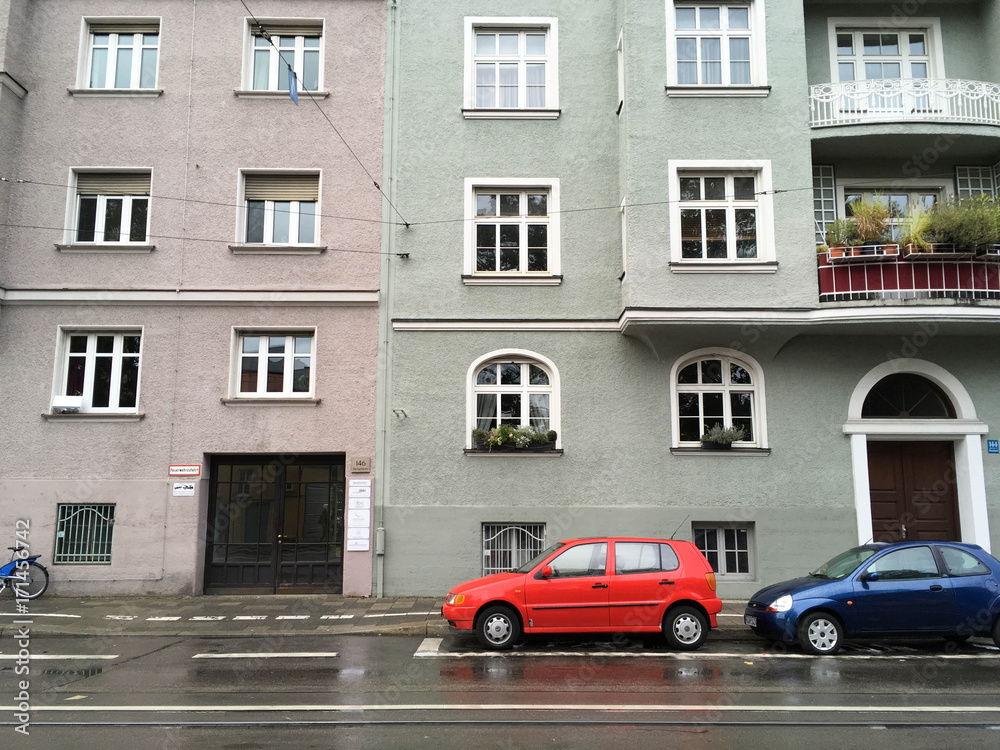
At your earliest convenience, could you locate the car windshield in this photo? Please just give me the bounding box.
[514,542,565,574]
[810,546,879,580]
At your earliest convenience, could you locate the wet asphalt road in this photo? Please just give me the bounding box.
[3,633,1000,749]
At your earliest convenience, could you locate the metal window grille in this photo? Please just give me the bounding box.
[813,165,836,244]
[482,523,546,576]
[54,504,115,564]
[956,166,995,199]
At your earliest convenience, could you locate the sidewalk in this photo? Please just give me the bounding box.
[0,594,752,640]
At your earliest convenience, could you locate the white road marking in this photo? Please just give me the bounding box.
[232,616,267,621]
[320,615,355,620]
[363,611,439,618]
[716,614,744,618]
[412,637,1000,660]
[104,615,137,621]
[189,616,226,621]
[146,617,181,622]
[275,615,310,620]
[0,654,118,660]
[191,652,338,659]
[25,703,1000,714]
[0,613,82,618]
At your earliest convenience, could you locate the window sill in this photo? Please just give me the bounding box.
[229,244,327,255]
[68,88,163,98]
[462,274,563,286]
[670,261,778,274]
[220,397,321,406]
[670,447,770,456]
[234,89,330,100]
[42,412,144,422]
[55,243,156,254]
[462,108,561,120]
[464,448,563,456]
[665,85,771,98]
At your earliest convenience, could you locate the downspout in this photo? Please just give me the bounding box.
[373,0,402,597]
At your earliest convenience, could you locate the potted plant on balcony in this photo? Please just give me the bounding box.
[900,206,932,256]
[823,218,856,259]
[847,195,896,257]
[700,423,746,451]
[928,196,1000,255]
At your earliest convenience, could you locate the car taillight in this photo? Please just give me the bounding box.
[705,572,716,591]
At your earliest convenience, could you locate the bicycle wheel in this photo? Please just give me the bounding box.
[13,562,49,600]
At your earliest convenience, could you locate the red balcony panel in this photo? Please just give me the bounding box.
[881,264,900,290]
[865,264,884,290]
[849,265,868,291]
[942,263,959,291]
[817,254,1000,302]
[957,263,973,290]
[927,263,945,290]
[897,263,914,290]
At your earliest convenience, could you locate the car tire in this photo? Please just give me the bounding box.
[798,611,843,655]
[475,606,521,651]
[664,606,708,651]
[992,616,1000,649]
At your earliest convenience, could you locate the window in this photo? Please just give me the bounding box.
[956,166,997,199]
[865,546,941,580]
[668,161,774,267]
[545,542,608,578]
[240,172,319,245]
[667,2,767,93]
[464,179,560,283]
[483,523,546,575]
[843,189,940,241]
[614,542,679,574]
[672,349,766,448]
[813,165,836,244]
[939,547,991,577]
[233,331,315,398]
[54,330,142,414]
[54,504,116,564]
[464,17,558,118]
[84,21,159,90]
[467,350,560,448]
[71,172,151,245]
[835,28,932,85]
[694,523,753,578]
[242,19,324,93]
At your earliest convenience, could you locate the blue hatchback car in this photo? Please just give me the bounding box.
[744,541,1000,654]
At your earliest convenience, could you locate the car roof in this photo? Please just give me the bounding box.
[559,537,688,544]
[861,541,985,551]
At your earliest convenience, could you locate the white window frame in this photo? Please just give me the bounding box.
[668,160,774,270]
[666,2,768,96]
[238,18,326,96]
[826,18,944,83]
[466,350,560,449]
[75,18,161,94]
[693,522,755,579]
[463,177,560,284]
[51,327,143,414]
[463,17,559,119]
[66,170,153,248]
[236,170,321,249]
[670,348,767,449]
[229,328,317,400]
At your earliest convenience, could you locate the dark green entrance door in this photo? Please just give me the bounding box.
[205,455,345,592]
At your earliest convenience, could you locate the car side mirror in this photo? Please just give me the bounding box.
[540,565,553,579]
[860,571,878,583]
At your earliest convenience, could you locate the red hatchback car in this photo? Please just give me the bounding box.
[442,537,722,650]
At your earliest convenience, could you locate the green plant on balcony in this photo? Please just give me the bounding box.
[928,196,1000,251]
[848,195,891,246]
[900,207,932,253]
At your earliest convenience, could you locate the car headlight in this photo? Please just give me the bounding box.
[766,594,793,613]
[446,593,465,606]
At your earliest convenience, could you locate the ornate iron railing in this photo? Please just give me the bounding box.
[809,78,1000,128]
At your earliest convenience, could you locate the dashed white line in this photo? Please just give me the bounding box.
[104,615,137,621]
[0,613,82,618]
[191,652,338,659]
[189,616,226,621]
[363,611,440,618]
[275,615,310,620]
[232,616,267,621]
[0,654,118,661]
[146,617,182,622]
[320,615,355,620]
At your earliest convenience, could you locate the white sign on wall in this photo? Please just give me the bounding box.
[346,479,372,551]
[172,483,195,497]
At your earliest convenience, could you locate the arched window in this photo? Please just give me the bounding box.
[862,374,956,418]
[467,351,559,447]
[672,350,765,447]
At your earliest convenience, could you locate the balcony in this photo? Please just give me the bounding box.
[810,78,1000,129]
[818,250,1000,302]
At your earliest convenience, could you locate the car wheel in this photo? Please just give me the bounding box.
[664,606,708,651]
[992,616,1000,649]
[475,606,521,650]
[798,611,843,655]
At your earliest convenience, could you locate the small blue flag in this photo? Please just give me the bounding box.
[288,69,298,105]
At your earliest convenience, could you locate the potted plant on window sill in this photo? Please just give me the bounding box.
[473,425,557,452]
[700,424,746,451]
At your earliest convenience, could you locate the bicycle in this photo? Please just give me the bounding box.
[0,547,49,600]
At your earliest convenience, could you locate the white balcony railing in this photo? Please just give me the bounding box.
[809,78,1000,128]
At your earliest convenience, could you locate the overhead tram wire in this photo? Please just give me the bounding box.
[237,0,410,228]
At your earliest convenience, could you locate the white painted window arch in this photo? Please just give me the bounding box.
[466,350,561,448]
[670,348,767,448]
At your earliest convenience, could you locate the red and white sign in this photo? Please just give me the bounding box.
[168,464,201,478]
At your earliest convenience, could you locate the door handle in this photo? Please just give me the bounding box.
[929,584,943,591]
[592,583,608,589]
[659,580,676,585]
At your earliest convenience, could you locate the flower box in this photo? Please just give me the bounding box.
[827,244,899,264]
[903,242,974,260]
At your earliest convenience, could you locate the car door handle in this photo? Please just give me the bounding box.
[592,583,608,589]
[929,584,944,591]
[659,580,675,585]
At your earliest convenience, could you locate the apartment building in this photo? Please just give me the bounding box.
[0,0,385,595]
[376,0,1000,598]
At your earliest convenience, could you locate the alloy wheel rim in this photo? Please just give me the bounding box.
[673,615,702,644]
[808,618,838,651]
[485,615,511,644]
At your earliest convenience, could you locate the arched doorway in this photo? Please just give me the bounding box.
[845,360,991,551]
